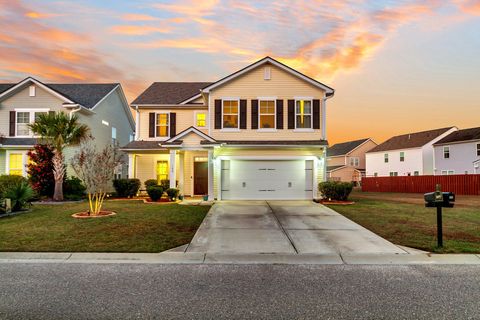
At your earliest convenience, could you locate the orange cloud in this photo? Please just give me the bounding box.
[455,0,480,14]
[25,11,62,19]
[111,25,171,35]
[122,13,158,21]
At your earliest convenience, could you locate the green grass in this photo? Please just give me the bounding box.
[0,200,210,252]
[326,195,480,253]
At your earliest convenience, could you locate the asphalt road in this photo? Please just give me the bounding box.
[0,263,479,319]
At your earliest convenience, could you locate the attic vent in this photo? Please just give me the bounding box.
[264,67,271,80]
[29,85,36,97]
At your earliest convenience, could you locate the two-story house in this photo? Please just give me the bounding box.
[0,77,135,177]
[433,127,480,175]
[327,138,377,184]
[122,57,334,200]
[366,127,457,177]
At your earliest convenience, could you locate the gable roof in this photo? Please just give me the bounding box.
[433,127,480,145]
[0,77,119,109]
[328,138,370,157]
[165,126,216,143]
[200,56,335,95]
[131,82,212,105]
[368,127,455,153]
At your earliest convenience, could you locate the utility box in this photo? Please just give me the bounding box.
[424,192,455,208]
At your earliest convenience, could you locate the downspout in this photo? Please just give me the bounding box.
[322,91,334,183]
[69,106,82,119]
[134,106,140,140]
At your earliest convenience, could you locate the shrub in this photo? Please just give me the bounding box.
[165,188,180,201]
[113,178,141,198]
[159,179,170,190]
[64,177,86,201]
[144,179,158,189]
[3,181,34,211]
[318,181,354,201]
[27,144,55,198]
[147,186,164,201]
[0,175,28,198]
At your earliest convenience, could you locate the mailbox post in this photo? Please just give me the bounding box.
[424,184,455,248]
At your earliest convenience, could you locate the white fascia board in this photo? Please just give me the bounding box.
[166,127,216,143]
[366,147,422,154]
[92,85,136,130]
[0,77,74,103]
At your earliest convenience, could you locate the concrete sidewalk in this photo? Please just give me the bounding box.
[0,251,479,265]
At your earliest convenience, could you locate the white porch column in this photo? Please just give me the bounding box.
[169,149,177,188]
[178,152,185,195]
[128,154,135,178]
[207,149,214,200]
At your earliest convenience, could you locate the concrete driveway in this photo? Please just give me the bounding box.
[186,201,406,255]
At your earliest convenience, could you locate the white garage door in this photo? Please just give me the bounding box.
[221,160,314,200]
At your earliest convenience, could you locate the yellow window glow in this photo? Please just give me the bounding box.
[196,113,206,127]
[9,153,23,176]
[156,161,169,183]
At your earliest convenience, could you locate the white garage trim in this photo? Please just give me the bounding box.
[216,156,319,200]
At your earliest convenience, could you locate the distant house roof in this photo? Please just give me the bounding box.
[368,127,455,153]
[0,79,119,109]
[0,137,38,146]
[434,127,480,145]
[200,140,328,146]
[131,82,212,105]
[121,140,164,150]
[328,138,370,157]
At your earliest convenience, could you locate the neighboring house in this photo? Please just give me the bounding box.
[122,56,335,200]
[366,127,457,177]
[0,77,135,177]
[327,138,377,184]
[432,127,480,175]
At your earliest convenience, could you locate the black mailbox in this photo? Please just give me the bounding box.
[424,192,455,208]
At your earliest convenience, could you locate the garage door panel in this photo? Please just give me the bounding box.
[221,160,313,200]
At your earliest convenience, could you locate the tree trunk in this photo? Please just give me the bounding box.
[52,150,66,201]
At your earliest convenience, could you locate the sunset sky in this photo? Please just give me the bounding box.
[1,0,479,144]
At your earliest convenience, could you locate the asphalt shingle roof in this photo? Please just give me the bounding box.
[328,138,370,157]
[131,82,212,105]
[434,127,480,145]
[368,127,455,153]
[0,137,38,146]
[0,82,118,109]
[121,140,165,150]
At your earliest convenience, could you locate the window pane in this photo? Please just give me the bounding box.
[157,114,168,126]
[17,112,29,123]
[9,154,23,175]
[157,125,168,137]
[196,113,206,127]
[223,115,238,128]
[260,115,275,129]
[260,101,275,114]
[296,100,311,114]
[156,161,169,183]
[296,115,311,128]
[34,112,47,122]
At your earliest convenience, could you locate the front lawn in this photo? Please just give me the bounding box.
[0,200,210,252]
[326,191,480,253]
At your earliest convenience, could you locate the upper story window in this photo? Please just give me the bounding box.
[156,113,169,137]
[295,99,312,129]
[349,157,359,167]
[195,112,207,128]
[477,143,480,156]
[400,152,405,162]
[222,100,239,129]
[259,100,275,129]
[384,153,389,163]
[443,146,450,159]
[15,110,48,136]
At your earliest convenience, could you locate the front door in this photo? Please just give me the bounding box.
[194,161,208,195]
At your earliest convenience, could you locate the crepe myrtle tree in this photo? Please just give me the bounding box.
[30,112,90,201]
[71,142,121,215]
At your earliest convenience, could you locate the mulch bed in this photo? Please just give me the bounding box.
[71,211,116,219]
[315,199,355,205]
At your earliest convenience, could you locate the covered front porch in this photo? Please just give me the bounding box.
[127,148,214,199]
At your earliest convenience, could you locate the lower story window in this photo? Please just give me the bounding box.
[156,161,169,183]
[389,172,398,176]
[9,153,24,176]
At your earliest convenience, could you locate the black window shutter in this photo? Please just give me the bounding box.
[287,100,295,129]
[170,113,176,137]
[240,100,247,129]
[276,100,284,129]
[313,99,320,129]
[251,99,258,129]
[149,112,155,137]
[214,99,222,129]
[9,111,15,136]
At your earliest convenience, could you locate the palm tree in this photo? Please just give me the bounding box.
[30,112,90,201]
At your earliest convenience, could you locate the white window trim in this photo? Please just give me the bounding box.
[13,108,50,138]
[221,98,240,131]
[5,150,29,177]
[443,146,450,159]
[257,98,277,131]
[155,112,170,139]
[194,110,208,128]
[294,98,313,130]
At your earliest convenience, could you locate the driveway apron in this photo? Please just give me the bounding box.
[187,201,406,255]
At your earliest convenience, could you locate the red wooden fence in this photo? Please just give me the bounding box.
[362,174,480,195]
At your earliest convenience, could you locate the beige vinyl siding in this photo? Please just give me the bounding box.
[0,85,66,136]
[135,153,170,187]
[328,166,360,182]
[209,63,326,141]
[0,149,5,174]
[327,156,345,167]
[347,140,378,169]
[137,108,208,141]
